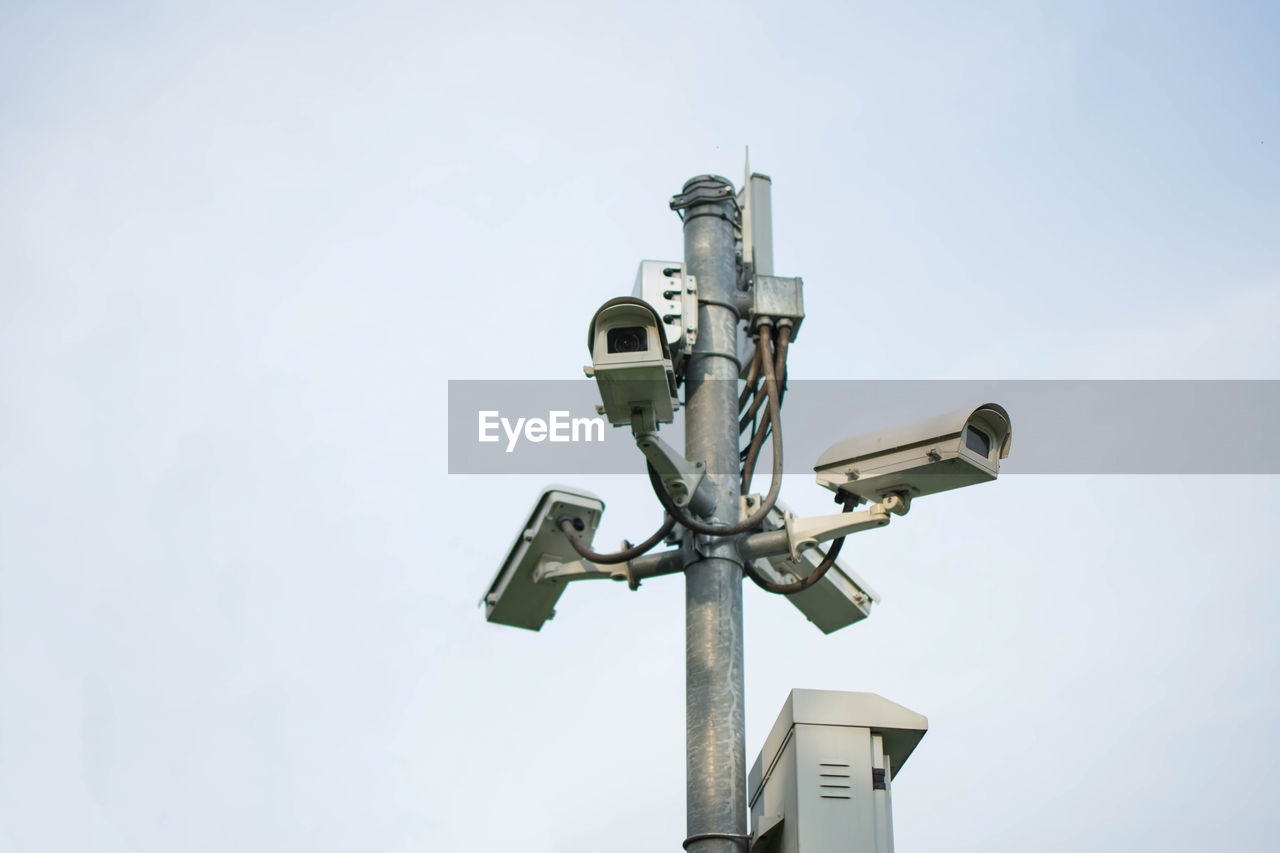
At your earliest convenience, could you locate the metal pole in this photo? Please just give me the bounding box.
[672,175,747,853]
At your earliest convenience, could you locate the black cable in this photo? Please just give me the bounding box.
[558,515,676,565]
[741,322,792,460]
[741,324,789,463]
[742,498,856,595]
[738,341,761,415]
[773,323,791,408]
[647,325,784,537]
[741,320,791,441]
[741,324,791,492]
[739,342,769,433]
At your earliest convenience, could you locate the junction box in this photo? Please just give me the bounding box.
[749,690,928,853]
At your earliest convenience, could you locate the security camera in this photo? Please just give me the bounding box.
[483,487,604,631]
[585,296,679,432]
[814,403,1012,504]
[749,501,881,634]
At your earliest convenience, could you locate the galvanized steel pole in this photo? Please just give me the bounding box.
[673,175,747,853]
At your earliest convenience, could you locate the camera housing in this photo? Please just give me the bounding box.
[586,296,679,429]
[814,403,1012,504]
[483,487,604,631]
[749,502,881,634]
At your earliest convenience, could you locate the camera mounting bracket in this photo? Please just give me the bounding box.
[782,503,895,560]
[632,413,714,514]
[737,497,905,564]
[532,556,629,585]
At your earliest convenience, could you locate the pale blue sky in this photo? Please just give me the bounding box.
[2,2,1277,851]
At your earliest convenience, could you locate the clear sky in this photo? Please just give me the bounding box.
[1,1,1277,851]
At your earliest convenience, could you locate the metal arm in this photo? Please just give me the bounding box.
[532,556,629,585]
[738,496,906,562]
[633,427,715,514]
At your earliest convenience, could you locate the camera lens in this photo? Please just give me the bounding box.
[607,326,648,354]
[964,426,991,458]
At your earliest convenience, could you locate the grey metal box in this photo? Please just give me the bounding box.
[752,275,804,338]
[631,259,695,355]
[749,690,927,853]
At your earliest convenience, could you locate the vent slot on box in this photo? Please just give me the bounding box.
[818,762,851,799]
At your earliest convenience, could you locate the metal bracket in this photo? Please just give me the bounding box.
[670,175,739,214]
[883,492,911,516]
[783,503,894,560]
[634,425,713,513]
[629,406,660,437]
[680,274,698,351]
[691,531,743,563]
[532,556,628,585]
[750,814,784,852]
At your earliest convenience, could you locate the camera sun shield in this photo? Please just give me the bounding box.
[814,404,1012,503]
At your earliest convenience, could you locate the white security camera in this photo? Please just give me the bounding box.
[585,296,679,431]
[749,502,881,634]
[814,403,1012,504]
[483,487,605,631]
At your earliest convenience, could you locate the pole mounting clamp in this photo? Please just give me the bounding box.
[682,831,751,850]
